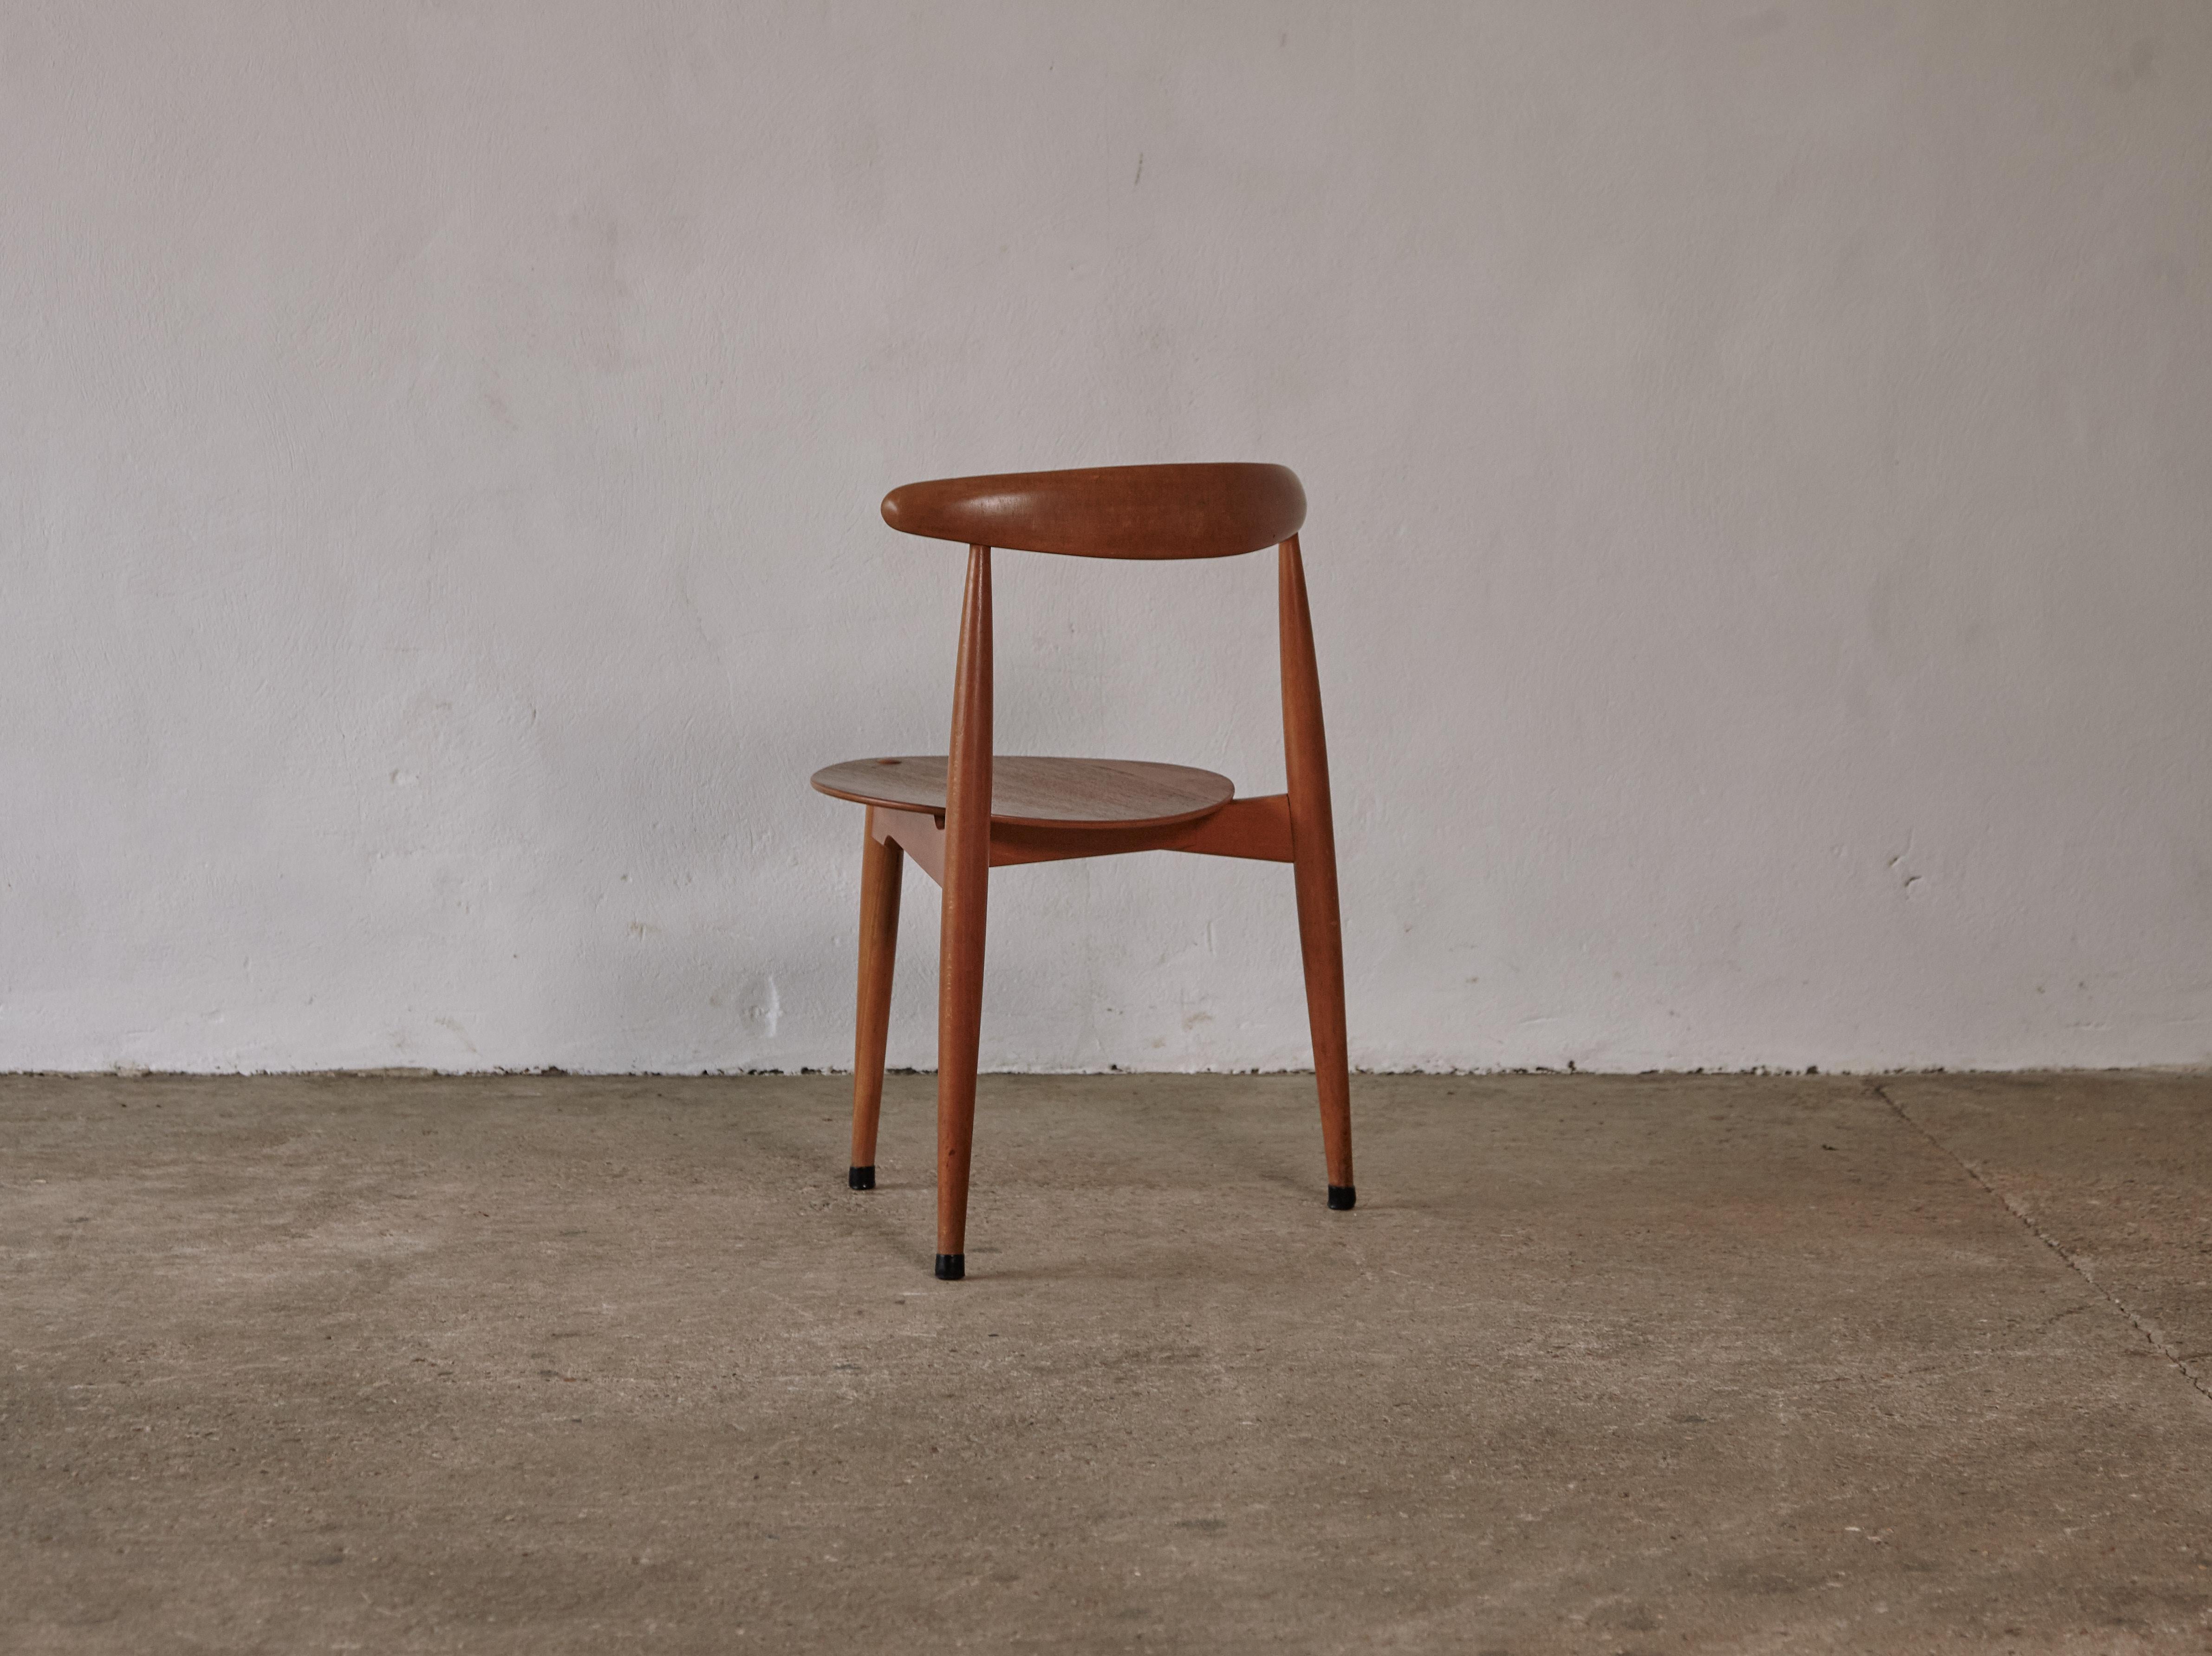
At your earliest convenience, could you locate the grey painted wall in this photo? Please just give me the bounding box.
[4,2,2207,1073]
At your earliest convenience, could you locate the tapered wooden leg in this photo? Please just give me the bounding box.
[935,544,993,1279]
[847,812,904,1190]
[1280,537,1355,1208]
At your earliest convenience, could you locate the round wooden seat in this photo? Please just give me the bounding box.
[810,755,1234,830]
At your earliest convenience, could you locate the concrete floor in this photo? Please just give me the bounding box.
[4,1072,2210,1654]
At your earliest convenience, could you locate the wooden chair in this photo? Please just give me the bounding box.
[809,463,1353,1280]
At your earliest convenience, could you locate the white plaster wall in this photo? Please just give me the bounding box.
[3,2,2208,1075]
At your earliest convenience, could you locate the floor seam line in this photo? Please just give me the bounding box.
[1867,1081,2212,1407]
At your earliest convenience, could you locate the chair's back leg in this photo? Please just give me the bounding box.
[847,811,905,1189]
[1279,536,1355,1209]
[935,544,994,1279]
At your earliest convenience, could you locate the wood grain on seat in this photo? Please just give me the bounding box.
[811,755,1234,829]
[880,463,1304,560]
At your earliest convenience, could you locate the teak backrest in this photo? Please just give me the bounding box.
[880,462,1305,560]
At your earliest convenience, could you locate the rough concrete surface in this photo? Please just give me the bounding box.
[4,1072,2211,1653]
[1879,1074,2212,1409]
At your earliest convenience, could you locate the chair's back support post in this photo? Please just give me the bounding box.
[935,543,995,1267]
[1278,536,1354,1196]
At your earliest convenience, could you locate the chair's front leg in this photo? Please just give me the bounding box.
[847,812,904,1189]
[934,544,993,1280]
[934,850,987,1279]
[1280,536,1355,1210]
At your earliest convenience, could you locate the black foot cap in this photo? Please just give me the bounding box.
[848,1165,875,1191]
[934,1253,965,1281]
[1327,1185,1357,1211]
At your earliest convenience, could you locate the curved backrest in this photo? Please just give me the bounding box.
[880,463,1304,560]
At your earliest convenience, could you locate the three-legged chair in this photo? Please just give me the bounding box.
[809,463,1353,1280]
